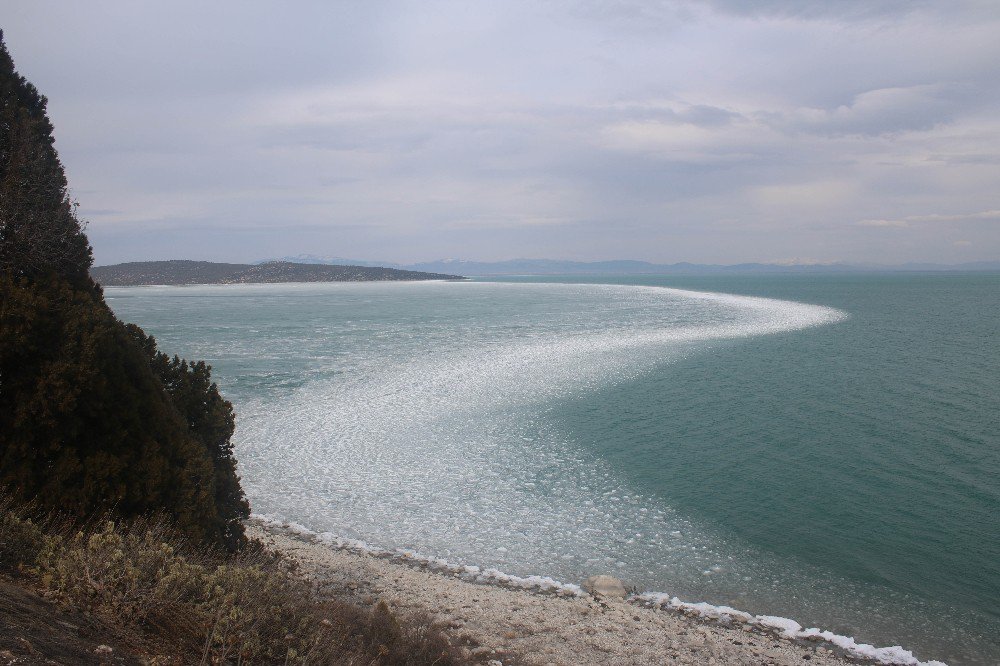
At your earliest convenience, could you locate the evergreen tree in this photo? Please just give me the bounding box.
[0,32,248,549]
[128,324,250,551]
[0,31,92,284]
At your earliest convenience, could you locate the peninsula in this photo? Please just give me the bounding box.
[90,259,465,286]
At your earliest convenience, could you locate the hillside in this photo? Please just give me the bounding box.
[90,260,464,286]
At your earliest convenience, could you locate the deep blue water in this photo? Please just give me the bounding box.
[106,272,1000,665]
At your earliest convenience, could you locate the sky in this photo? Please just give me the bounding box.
[5,0,1000,266]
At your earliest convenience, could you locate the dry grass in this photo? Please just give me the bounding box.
[0,497,466,665]
[0,497,48,572]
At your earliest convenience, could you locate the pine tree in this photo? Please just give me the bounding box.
[0,32,248,549]
[128,324,250,551]
[0,31,92,284]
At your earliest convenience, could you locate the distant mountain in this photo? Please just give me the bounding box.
[268,257,1000,276]
[95,258,1000,284]
[91,260,464,286]
[408,258,1000,275]
[271,254,397,268]
[889,260,1000,272]
[274,257,859,275]
[403,259,844,275]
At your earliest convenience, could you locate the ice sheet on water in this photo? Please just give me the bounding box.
[236,283,845,592]
[237,283,935,649]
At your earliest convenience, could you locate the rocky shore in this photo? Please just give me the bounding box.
[248,520,877,666]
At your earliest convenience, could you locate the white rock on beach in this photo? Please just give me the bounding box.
[581,575,628,599]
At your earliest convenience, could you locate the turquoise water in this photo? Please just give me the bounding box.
[105,274,999,665]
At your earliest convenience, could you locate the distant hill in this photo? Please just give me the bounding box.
[273,255,1000,276]
[91,260,464,286]
[404,258,858,275]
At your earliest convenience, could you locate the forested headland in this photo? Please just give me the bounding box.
[91,259,464,286]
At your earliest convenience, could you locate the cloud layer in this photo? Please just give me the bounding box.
[5,0,1000,264]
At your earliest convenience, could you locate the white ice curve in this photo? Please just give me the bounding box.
[236,282,845,585]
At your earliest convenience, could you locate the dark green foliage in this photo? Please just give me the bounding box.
[0,32,92,284]
[0,275,226,544]
[0,32,247,550]
[128,324,249,551]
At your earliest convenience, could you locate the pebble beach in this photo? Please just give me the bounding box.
[248,520,886,666]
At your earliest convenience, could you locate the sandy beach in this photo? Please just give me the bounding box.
[247,519,886,666]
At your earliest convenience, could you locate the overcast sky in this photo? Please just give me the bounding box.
[6,1,1000,265]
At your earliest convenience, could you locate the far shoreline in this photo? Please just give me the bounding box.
[91,259,466,286]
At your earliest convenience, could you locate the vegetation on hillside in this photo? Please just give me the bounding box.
[0,500,463,664]
[0,30,246,549]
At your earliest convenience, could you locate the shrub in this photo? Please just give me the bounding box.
[0,497,48,572]
[28,514,464,664]
[37,519,184,620]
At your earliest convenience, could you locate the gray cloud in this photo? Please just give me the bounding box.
[858,209,1000,227]
[761,85,963,137]
[4,0,1000,265]
[701,0,942,21]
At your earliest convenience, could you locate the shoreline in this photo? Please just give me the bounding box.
[249,517,945,666]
